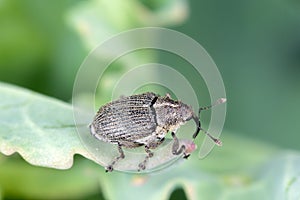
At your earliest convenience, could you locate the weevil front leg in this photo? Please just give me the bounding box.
[106,143,125,172]
[171,132,189,158]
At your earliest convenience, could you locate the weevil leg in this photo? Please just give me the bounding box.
[137,137,165,171]
[106,143,125,172]
[171,132,188,158]
[138,145,154,171]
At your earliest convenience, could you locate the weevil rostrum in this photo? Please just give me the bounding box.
[89,92,226,172]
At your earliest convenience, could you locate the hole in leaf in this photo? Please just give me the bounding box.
[169,187,187,200]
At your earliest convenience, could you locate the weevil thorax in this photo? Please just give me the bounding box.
[154,95,194,131]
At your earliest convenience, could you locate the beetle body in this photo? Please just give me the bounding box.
[90,92,158,148]
[90,92,223,172]
[90,92,193,146]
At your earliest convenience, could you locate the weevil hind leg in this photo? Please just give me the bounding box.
[171,132,188,158]
[105,143,125,172]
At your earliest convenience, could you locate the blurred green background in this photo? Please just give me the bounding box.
[0,0,300,199]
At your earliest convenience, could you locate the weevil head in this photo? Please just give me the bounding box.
[177,102,194,122]
[154,95,194,127]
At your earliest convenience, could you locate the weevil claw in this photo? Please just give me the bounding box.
[105,165,113,172]
[183,153,190,159]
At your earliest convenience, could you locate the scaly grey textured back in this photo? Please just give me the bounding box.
[91,92,158,145]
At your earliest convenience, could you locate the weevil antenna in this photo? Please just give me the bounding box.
[198,98,226,116]
[192,98,226,146]
[192,115,222,146]
[199,127,222,146]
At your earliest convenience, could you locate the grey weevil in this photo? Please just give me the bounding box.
[89,92,226,172]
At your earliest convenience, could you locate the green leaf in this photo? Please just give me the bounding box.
[98,136,300,200]
[98,134,278,200]
[1,82,300,200]
[0,82,92,169]
[0,82,193,172]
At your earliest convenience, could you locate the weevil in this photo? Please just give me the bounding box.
[89,92,226,172]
